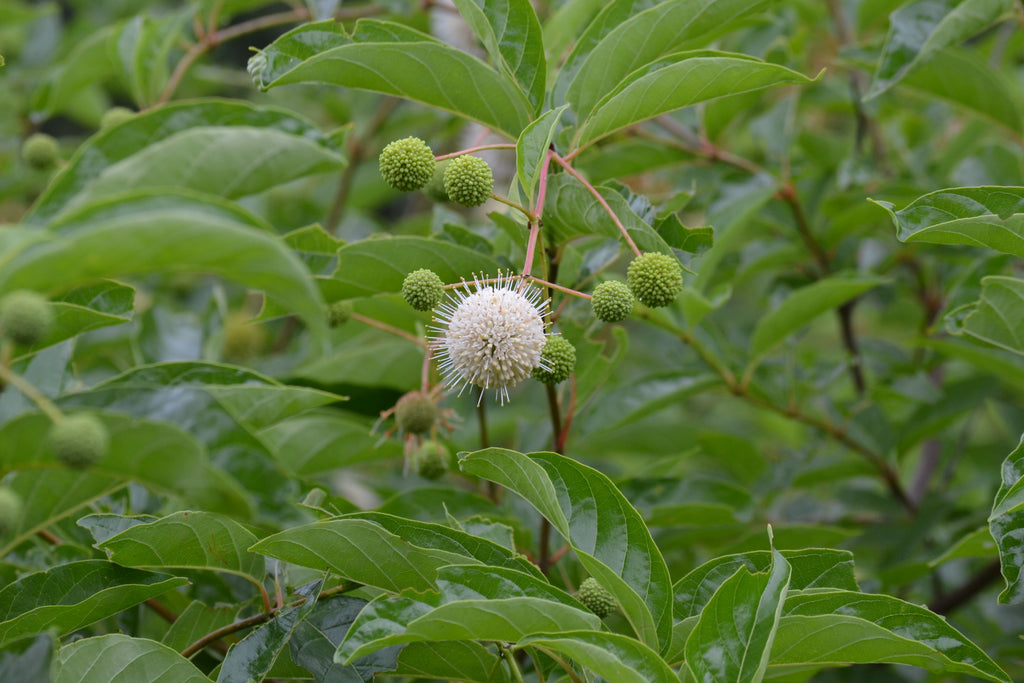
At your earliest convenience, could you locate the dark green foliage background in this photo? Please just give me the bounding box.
[2,0,1024,681]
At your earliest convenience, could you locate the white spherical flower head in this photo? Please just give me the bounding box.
[431,273,550,404]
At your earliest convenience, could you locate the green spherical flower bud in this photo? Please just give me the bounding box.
[532,335,576,385]
[49,414,109,469]
[221,312,266,362]
[395,391,437,434]
[402,268,445,312]
[0,290,54,347]
[577,577,616,618]
[422,159,450,202]
[626,252,683,308]
[0,487,23,536]
[413,440,449,480]
[591,280,634,323]
[327,300,354,327]
[379,137,436,191]
[443,155,493,208]
[22,133,60,169]
[100,106,135,130]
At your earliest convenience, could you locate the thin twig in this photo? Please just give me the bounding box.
[552,153,642,257]
[0,364,63,423]
[435,144,516,161]
[350,312,427,348]
[928,560,1003,615]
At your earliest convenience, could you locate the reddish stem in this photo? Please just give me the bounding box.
[552,154,642,257]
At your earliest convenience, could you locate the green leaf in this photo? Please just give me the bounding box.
[1,197,328,347]
[460,448,673,652]
[337,564,599,662]
[292,331,423,391]
[929,526,997,567]
[218,583,320,683]
[53,634,209,683]
[989,434,1024,603]
[28,99,340,225]
[748,275,885,362]
[344,512,544,579]
[0,561,187,647]
[777,590,1010,682]
[250,518,469,593]
[115,13,186,107]
[248,19,533,139]
[685,547,791,683]
[12,281,134,359]
[874,186,1024,258]
[290,596,398,682]
[959,276,1024,355]
[0,633,55,683]
[62,126,343,213]
[902,48,1024,136]
[99,511,265,587]
[542,174,677,255]
[161,601,237,653]
[920,337,1024,389]
[30,25,119,120]
[866,0,1015,99]
[452,0,547,110]
[259,413,402,476]
[329,236,500,299]
[518,631,677,683]
[559,0,773,121]
[575,52,817,150]
[391,640,509,682]
[674,549,859,620]
[516,105,567,205]
[0,412,251,525]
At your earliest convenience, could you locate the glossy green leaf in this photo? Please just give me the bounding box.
[218,585,320,683]
[248,19,532,139]
[685,547,791,683]
[0,561,187,647]
[989,434,1024,603]
[53,634,209,683]
[460,448,673,652]
[867,0,1014,99]
[778,590,1009,682]
[959,276,1024,355]
[290,596,398,683]
[516,105,567,204]
[338,564,599,662]
[329,236,500,299]
[452,0,546,110]
[1,199,328,346]
[0,412,251,525]
[519,631,677,683]
[99,511,265,586]
[28,100,340,225]
[391,640,508,682]
[259,413,401,476]
[250,518,470,593]
[575,52,817,149]
[748,275,885,361]
[542,174,676,255]
[902,49,1024,136]
[874,186,1024,257]
[560,0,772,120]
[344,512,544,579]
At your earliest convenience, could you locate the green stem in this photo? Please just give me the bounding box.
[0,364,63,423]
